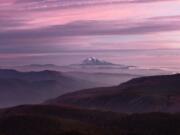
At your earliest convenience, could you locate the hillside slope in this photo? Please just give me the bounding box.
[0,69,97,108]
[0,105,180,135]
[47,74,180,113]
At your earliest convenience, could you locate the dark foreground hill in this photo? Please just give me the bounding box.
[0,105,180,135]
[0,69,97,108]
[47,74,180,113]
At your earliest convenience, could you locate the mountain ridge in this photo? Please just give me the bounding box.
[46,74,180,113]
[0,69,98,108]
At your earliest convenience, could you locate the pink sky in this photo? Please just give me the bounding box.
[0,0,180,54]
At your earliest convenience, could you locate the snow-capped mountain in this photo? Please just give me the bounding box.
[65,57,171,76]
[81,57,113,65]
[9,57,172,76]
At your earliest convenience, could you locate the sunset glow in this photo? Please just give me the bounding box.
[1,0,180,66]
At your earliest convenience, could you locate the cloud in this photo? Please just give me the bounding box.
[0,0,180,55]
[1,17,180,39]
[0,17,180,53]
[1,0,176,12]
[0,0,179,31]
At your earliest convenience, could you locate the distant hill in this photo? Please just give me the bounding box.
[3,63,142,87]
[47,74,180,113]
[0,69,97,108]
[9,64,64,72]
[6,58,171,76]
[0,105,180,135]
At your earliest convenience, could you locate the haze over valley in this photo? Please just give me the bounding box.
[1,0,180,135]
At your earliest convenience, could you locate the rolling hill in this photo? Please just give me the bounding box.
[47,74,180,113]
[0,69,97,108]
[0,105,180,135]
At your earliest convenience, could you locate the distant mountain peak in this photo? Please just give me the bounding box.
[82,57,113,65]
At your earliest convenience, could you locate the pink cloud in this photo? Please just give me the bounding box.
[0,0,180,53]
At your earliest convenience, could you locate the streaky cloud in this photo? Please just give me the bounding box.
[1,18,180,39]
[12,0,177,11]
